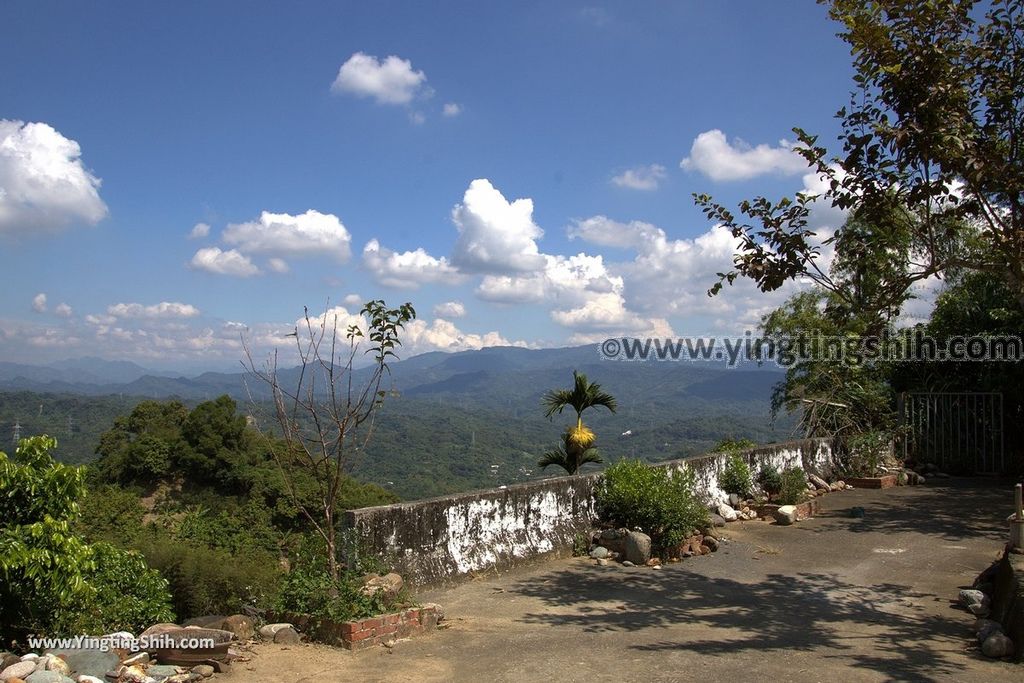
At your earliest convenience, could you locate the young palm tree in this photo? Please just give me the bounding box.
[539,370,618,474]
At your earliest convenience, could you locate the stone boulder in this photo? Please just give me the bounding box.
[597,528,629,555]
[981,632,1014,658]
[140,623,181,638]
[625,531,652,566]
[258,623,295,640]
[0,661,37,681]
[218,615,255,641]
[273,627,301,644]
[808,473,830,490]
[774,505,798,526]
[360,572,404,600]
[716,503,738,522]
[975,618,1002,643]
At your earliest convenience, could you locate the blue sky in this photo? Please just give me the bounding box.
[0,1,879,370]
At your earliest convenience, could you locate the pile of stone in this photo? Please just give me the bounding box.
[716,498,757,522]
[964,586,1014,658]
[586,526,721,569]
[0,614,304,683]
[806,473,850,495]
[0,646,216,683]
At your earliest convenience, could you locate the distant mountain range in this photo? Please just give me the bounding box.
[0,346,795,499]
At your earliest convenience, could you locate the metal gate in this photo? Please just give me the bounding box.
[899,392,1004,473]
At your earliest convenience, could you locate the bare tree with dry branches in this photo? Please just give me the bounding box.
[243,300,415,582]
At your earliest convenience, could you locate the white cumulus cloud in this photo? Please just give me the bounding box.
[0,120,108,235]
[433,301,466,319]
[190,247,260,277]
[32,293,47,313]
[267,257,290,274]
[331,52,428,105]
[363,239,463,289]
[402,318,528,354]
[107,301,200,319]
[611,164,666,191]
[223,210,352,262]
[442,103,462,117]
[451,179,546,274]
[188,222,210,239]
[54,302,72,317]
[680,129,807,181]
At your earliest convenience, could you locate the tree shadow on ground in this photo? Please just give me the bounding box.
[511,565,976,682]
[505,478,1019,682]
[810,477,1015,543]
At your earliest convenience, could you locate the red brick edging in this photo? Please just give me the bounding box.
[341,605,440,651]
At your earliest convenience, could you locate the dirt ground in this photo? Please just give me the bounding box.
[224,478,1018,682]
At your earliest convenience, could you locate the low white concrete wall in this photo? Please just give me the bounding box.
[345,438,834,586]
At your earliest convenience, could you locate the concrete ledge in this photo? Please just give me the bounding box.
[345,438,834,587]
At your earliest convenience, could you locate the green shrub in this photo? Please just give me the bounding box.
[56,543,175,634]
[843,430,892,477]
[133,527,281,619]
[595,459,708,555]
[756,465,783,497]
[275,535,405,623]
[777,466,808,505]
[719,455,753,496]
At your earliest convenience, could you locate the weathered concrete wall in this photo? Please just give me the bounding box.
[345,438,834,587]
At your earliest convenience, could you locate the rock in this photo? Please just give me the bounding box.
[716,503,738,522]
[968,603,991,617]
[1,662,38,681]
[625,531,652,565]
[360,572,404,600]
[589,546,609,559]
[981,632,1014,658]
[273,627,301,645]
[651,565,661,570]
[43,649,117,681]
[621,560,635,567]
[121,653,149,667]
[183,616,225,628]
[709,513,726,527]
[701,527,717,539]
[217,614,254,641]
[44,658,69,677]
[645,557,661,567]
[728,493,744,507]
[258,623,294,639]
[19,655,39,663]
[704,536,719,552]
[808,473,830,490]
[958,589,986,607]
[24,673,71,683]
[774,505,798,525]
[836,480,846,488]
[699,544,711,555]
[1,655,21,671]
[596,558,608,566]
[597,529,629,554]
[145,665,181,681]
[189,666,214,679]
[77,676,105,683]
[140,623,181,638]
[975,619,1002,643]
[829,482,843,492]
[421,602,445,622]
